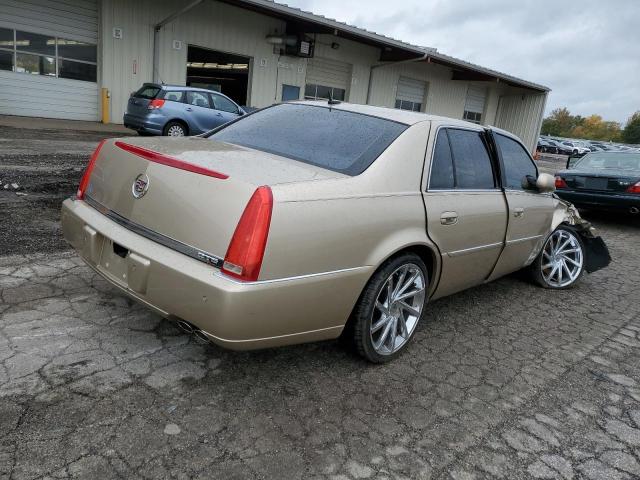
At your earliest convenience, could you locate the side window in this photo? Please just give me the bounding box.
[211,94,239,114]
[163,91,184,102]
[429,129,455,189]
[495,134,537,190]
[186,91,210,108]
[447,129,495,189]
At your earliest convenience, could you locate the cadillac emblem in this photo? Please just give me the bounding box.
[132,173,150,199]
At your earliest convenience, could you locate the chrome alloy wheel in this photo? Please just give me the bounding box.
[167,124,185,136]
[541,229,584,288]
[370,263,426,355]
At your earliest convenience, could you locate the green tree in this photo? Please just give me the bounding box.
[541,107,622,142]
[622,111,640,144]
[541,108,584,137]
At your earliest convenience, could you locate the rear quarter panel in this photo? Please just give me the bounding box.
[262,121,439,286]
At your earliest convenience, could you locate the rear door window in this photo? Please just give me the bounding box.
[494,133,537,190]
[211,94,239,114]
[134,85,160,99]
[163,91,184,102]
[207,103,408,176]
[447,128,496,189]
[429,129,455,189]
[186,91,211,108]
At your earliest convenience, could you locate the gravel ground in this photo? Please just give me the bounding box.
[0,126,132,256]
[1,126,640,479]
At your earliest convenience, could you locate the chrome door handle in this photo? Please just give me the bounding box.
[185,107,193,112]
[514,207,524,218]
[440,211,458,225]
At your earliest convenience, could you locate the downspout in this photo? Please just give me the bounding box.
[152,0,204,83]
[365,51,429,105]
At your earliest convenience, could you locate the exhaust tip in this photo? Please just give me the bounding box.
[193,329,211,344]
[630,207,639,214]
[175,319,194,334]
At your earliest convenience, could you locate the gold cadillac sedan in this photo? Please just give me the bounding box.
[61,101,610,362]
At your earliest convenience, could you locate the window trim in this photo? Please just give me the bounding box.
[426,125,500,192]
[304,83,346,101]
[490,130,539,192]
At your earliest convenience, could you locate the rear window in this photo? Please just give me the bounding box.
[207,103,408,175]
[134,85,160,99]
[575,153,640,171]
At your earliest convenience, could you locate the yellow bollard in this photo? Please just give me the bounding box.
[101,88,110,124]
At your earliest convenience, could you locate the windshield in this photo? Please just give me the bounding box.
[574,153,640,171]
[207,103,409,176]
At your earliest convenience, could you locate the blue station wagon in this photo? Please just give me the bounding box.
[124,83,245,136]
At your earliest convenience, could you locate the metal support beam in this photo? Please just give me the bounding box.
[153,0,204,83]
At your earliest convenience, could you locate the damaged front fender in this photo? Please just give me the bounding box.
[552,195,611,273]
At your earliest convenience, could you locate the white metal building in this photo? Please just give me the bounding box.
[0,0,550,151]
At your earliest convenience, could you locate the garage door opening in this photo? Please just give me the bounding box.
[186,45,250,106]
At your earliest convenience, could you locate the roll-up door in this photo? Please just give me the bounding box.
[304,57,352,101]
[0,0,99,120]
[395,76,426,111]
[463,85,487,124]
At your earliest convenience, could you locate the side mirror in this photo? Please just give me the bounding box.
[536,173,556,193]
[521,175,538,190]
[566,156,580,169]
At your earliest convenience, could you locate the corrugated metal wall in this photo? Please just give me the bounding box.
[495,91,548,153]
[0,0,99,120]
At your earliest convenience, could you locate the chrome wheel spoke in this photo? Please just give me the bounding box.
[370,263,426,355]
[540,230,583,287]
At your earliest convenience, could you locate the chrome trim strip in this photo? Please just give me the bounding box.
[84,196,225,269]
[447,241,503,257]
[214,266,369,285]
[506,234,544,245]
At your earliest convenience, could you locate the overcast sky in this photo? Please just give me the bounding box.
[286,0,639,124]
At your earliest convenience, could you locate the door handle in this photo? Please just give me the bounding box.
[185,107,193,112]
[216,112,222,116]
[514,207,525,218]
[440,211,458,225]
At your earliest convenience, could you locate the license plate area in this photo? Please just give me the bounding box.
[584,177,609,190]
[99,238,130,286]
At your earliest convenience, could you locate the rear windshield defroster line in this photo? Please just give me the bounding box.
[206,103,409,176]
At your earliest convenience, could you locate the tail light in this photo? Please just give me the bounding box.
[77,139,107,199]
[627,181,640,194]
[148,99,165,110]
[222,186,273,281]
[555,176,569,189]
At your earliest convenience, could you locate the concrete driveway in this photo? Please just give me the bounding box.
[2,120,640,479]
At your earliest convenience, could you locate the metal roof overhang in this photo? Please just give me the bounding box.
[217,0,550,93]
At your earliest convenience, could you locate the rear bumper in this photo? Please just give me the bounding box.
[61,198,371,350]
[556,190,640,211]
[123,113,164,135]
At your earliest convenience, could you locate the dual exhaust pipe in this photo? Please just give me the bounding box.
[174,318,212,345]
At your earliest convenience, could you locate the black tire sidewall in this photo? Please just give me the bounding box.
[532,225,585,289]
[353,253,429,363]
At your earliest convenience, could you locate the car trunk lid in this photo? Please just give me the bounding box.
[83,137,344,262]
[560,170,640,193]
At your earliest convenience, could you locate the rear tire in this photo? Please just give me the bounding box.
[531,225,585,289]
[352,253,428,363]
[163,121,187,137]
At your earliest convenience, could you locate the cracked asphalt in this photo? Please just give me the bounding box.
[2,125,640,479]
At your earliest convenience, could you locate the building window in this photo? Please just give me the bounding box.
[395,99,422,112]
[304,83,345,101]
[0,27,97,82]
[463,110,482,124]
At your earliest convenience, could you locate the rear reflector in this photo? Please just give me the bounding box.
[555,176,569,189]
[222,186,273,282]
[77,139,107,200]
[627,181,640,194]
[148,99,165,109]
[114,141,228,179]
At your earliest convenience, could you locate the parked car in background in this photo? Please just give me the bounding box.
[555,152,640,214]
[62,101,610,362]
[561,141,590,156]
[124,83,245,136]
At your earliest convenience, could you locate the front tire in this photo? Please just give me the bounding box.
[532,225,585,289]
[352,253,428,363]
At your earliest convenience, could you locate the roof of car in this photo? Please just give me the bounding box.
[290,100,483,128]
[144,83,227,95]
